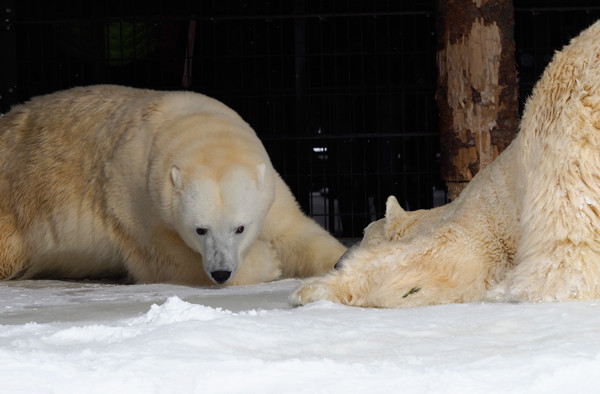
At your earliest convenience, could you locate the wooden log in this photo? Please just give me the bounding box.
[435,0,519,200]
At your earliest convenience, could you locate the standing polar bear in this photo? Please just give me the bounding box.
[294,20,600,307]
[0,85,346,285]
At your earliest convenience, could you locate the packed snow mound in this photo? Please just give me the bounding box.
[1,279,600,393]
[131,296,234,324]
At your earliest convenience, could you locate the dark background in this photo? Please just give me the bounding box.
[1,0,600,237]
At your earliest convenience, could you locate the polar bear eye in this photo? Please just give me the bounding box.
[196,227,208,236]
[235,226,245,234]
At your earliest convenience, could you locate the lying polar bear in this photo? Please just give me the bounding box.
[294,20,600,307]
[0,85,346,285]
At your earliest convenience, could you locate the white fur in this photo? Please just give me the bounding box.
[172,166,269,281]
[0,85,347,285]
[294,20,600,307]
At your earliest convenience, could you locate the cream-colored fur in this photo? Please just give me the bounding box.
[293,20,600,307]
[0,85,346,285]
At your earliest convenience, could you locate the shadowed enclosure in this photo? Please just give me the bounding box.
[1,1,599,237]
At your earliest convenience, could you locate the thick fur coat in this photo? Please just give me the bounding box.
[294,20,600,307]
[0,85,346,285]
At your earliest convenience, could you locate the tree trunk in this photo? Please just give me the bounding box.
[435,0,519,200]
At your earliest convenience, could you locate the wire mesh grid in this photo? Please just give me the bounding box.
[3,1,600,238]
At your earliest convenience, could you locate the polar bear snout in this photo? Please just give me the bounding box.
[204,250,238,284]
[196,231,242,284]
[211,270,232,284]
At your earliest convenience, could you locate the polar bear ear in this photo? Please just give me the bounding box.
[385,195,405,223]
[171,166,183,189]
[256,163,266,190]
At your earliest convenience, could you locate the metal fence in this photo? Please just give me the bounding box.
[2,1,600,238]
[514,3,600,113]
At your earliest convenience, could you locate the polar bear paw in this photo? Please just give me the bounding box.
[290,277,339,306]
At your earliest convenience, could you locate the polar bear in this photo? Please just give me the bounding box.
[293,20,600,307]
[0,85,346,285]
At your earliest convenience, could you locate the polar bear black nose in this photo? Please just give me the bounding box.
[211,270,231,284]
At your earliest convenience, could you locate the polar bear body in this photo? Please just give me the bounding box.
[294,20,600,307]
[0,85,346,285]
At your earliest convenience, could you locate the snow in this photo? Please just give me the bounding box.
[1,279,600,393]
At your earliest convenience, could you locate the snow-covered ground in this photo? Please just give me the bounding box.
[1,278,600,393]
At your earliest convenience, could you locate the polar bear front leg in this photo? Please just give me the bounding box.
[291,244,433,308]
[228,239,282,286]
[291,244,436,307]
[0,214,29,279]
[292,230,494,308]
[263,174,347,278]
[497,240,600,302]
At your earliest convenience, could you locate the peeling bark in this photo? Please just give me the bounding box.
[436,0,519,200]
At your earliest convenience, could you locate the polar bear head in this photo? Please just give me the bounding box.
[335,195,407,269]
[170,162,275,284]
